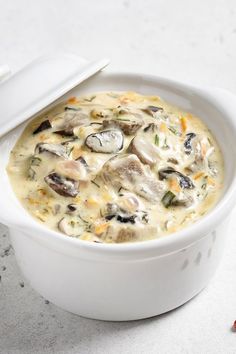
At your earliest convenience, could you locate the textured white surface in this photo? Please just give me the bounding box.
[0,0,236,353]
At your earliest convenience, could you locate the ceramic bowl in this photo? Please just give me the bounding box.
[0,72,236,321]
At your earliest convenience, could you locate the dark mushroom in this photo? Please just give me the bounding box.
[141,105,163,117]
[158,167,195,189]
[85,129,124,153]
[103,202,148,225]
[44,172,79,197]
[103,203,136,224]
[184,133,196,154]
[116,214,136,224]
[76,156,89,169]
[33,120,52,135]
[64,106,81,111]
[53,129,75,137]
[66,204,78,213]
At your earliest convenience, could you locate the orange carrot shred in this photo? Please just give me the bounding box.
[180,116,187,133]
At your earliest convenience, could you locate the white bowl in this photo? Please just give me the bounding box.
[0,72,236,321]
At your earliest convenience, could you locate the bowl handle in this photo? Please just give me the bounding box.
[202,87,236,128]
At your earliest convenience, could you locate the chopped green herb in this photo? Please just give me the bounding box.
[162,138,169,149]
[91,180,100,188]
[168,126,180,135]
[161,191,176,208]
[154,134,159,146]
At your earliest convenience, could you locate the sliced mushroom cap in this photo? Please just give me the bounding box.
[129,136,160,166]
[44,172,79,197]
[101,154,164,202]
[35,143,68,159]
[33,119,52,135]
[184,133,196,154]
[76,156,89,170]
[158,167,195,189]
[141,105,163,117]
[66,203,78,214]
[85,129,124,153]
[58,217,84,236]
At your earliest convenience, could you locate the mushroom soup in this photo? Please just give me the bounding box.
[7,91,224,243]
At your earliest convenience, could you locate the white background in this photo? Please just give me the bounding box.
[0,0,236,353]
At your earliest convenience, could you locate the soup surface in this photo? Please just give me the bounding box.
[7,91,224,243]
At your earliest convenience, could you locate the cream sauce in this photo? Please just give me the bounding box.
[7,91,224,243]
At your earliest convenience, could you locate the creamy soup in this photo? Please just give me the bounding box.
[7,91,224,243]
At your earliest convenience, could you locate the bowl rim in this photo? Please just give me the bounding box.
[3,71,236,258]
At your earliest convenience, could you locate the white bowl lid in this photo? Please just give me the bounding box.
[0,54,109,137]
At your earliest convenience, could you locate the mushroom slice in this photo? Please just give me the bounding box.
[158,167,195,189]
[101,154,164,202]
[102,224,157,243]
[35,143,68,159]
[129,136,160,166]
[76,156,89,171]
[102,119,143,135]
[184,133,196,155]
[58,217,84,236]
[33,119,52,135]
[85,129,124,153]
[141,105,163,117]
[44,172,79,197]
